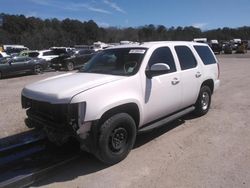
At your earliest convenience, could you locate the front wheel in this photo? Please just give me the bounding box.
[95,113,136,165]
[194,85,212,116]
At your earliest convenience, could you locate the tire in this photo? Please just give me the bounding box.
[194,85,212,116]
[33,64,43,74]
[0,71,2,79]
[95,113,137,165]
[66,62,74,71]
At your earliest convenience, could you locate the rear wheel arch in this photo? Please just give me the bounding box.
[201,79,214,94]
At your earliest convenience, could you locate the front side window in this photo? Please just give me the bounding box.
[148,47,176,73]
[80,48,147,76]
[175,46,197,70]
[194,45,217,65]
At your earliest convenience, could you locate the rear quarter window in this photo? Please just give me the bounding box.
[194,46,217,65]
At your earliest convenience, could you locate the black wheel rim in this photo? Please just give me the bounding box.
[109,127,128,153]
[67,63,73,70]
[35,65,41,73]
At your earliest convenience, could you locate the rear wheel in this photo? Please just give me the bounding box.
[0,71,2,79]
[66,62,74,71]
[194,85,211,116]
[95,113,136,165]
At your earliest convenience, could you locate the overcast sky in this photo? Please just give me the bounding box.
[1,0,250,30]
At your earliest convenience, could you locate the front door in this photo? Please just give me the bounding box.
[142,47,182,125]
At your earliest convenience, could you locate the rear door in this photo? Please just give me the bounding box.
[174,45,201,108]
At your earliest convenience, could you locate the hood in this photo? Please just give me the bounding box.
[22,72,124,103]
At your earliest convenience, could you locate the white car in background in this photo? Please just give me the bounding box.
[0,51,10,58]
[37,50,59,62]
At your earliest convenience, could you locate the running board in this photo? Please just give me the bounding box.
[138,106,195,133]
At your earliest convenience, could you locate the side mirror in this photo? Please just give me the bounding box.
[145,63,171,79]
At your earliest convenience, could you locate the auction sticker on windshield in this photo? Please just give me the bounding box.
[129,49,146,54]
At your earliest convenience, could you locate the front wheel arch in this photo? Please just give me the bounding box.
[98,103,140,129]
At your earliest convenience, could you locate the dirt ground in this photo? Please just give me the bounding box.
[1,54,250,188]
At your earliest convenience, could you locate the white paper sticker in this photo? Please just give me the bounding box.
[129,49,146,54]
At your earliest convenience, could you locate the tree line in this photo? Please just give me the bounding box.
[0,13,249,50]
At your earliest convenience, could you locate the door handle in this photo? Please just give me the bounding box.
[195,72,202,78]
[171,78,180,85]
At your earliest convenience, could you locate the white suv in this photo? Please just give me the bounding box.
[22,41,220,164]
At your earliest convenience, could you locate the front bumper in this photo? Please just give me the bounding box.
[26,110,99,153]
[22,95,98,152]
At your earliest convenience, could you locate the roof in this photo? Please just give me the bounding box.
[108,41,208,50]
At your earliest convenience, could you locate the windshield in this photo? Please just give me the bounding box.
[79,48,147,76]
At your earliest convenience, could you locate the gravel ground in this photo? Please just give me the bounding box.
[1,54,250,188]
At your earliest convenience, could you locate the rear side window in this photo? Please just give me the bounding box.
[175,46,197,70]
[148,47,176,73]
[194,45,217,65]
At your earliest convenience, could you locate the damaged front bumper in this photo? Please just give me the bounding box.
[22,95,99,153]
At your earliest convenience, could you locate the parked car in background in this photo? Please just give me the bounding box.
[210,43,222,54]
[0,51,9,58]
[223,44,233,54]
[2,45,29,55]
[37,48,73,63]
[236,42,247,54]
[0,56,48,79]
[51,49,96,71]
[37,49,59,62]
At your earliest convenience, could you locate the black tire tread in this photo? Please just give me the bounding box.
[194,85,212,117]
[95,113,136,165]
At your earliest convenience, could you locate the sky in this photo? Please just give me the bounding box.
[0,0,250,30]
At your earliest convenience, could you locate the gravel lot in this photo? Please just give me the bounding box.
[1,54,250,187]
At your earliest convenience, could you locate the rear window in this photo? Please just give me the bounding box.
[175,46,197,70]
[194,46,217,65]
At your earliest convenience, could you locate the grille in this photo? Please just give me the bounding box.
[25,97,68,125]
